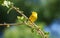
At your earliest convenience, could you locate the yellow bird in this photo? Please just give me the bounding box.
[29,11,37,23]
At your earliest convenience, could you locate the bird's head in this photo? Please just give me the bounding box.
[32,11,37,18]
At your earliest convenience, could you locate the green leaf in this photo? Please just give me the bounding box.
[44,32,49,35]
[31,28,35,33]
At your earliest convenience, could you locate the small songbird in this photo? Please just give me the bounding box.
[29,11,37,23]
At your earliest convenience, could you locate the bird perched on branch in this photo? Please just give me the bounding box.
[28,11,37,32]
[29,11,37,23]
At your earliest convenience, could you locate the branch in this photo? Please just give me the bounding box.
[0,22,24,26]
[12,6,46,38]
[0,5,48,38]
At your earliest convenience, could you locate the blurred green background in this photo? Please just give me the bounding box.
[0,0,60,38]
[0,0,60,24]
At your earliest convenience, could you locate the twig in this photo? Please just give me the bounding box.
[0,22,24,26]
[7,7,13,14]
